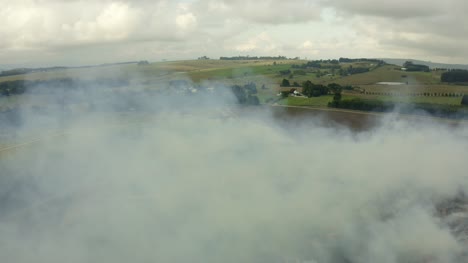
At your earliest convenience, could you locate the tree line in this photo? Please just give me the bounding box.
[403,61,430,72]
[329,98,468,118]
[462,95,468,106]
[441,70,468,83]
[230,83,260,105]
[291,62,371,76]
[0,67,68,77]
[338,58,385,64]
[0,78,130,96]
[364,91,465,97]
[167,79,260,105]
[291,61,322,69]
[280,80,345,98]
[220,56,288,60]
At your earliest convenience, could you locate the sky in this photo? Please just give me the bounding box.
[1,0,468,67]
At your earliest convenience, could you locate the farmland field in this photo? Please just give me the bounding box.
[1,58,468,112]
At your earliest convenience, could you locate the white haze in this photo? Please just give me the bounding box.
[0,78,468,263]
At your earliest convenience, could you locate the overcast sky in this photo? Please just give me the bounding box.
[1,0,467,67]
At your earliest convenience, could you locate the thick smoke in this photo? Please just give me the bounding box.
[0,76,467,263]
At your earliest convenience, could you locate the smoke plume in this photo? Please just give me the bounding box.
[0,77,467,263]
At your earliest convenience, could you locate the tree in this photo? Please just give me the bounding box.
[281,79,290,87]
[462,95,468,106]
[441,70,468,83]
[279,69,291,75]
[312,90,321,97]
[403,61,430,72]
[137,60,150,65]
[247,95,260,105]
[230,83,260,105]
[293,70,306,76]
[245,82,257,94]
[328,83,342,95]
[302,80,313,97]
[333,93,342,102]
[328,83,342,102]
[302,81,329,97]
[280,91,290,98]
[231,85,247,104]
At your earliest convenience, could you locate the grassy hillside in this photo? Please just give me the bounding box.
[325,65,442,86]
[0,59,304,83]
[1,58,467,112]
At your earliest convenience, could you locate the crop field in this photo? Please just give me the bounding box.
[186,63,293,82]
[322,65,443,86]
[352,93,463,105]
[1,59,467,110]
[362,84,468,94]
[277,96,465,111]
[0,59,304,83]
[277,95,335,107]
[278,92,463,108]
[2,58,468,160]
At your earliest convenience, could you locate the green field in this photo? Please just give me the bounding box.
[0,60,302,82]
[274,93,463,108]
[277,96,334,107]
[355,93,463,105]
[1,59,467,110]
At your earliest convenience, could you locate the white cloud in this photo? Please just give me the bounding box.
[300,40,313,49]
[297,41,319,56]
[325,0,468,62]
[176,13,197,30]
[233,32,278,53]
[95,2,137,40]
[1,0,468,65]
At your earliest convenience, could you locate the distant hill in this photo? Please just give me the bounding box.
[382,58,468,70]
[0,67,68,77]
[0,61,141,78]
[0,63,32,71]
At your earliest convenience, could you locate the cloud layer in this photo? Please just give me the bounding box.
[1,0,467,66]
